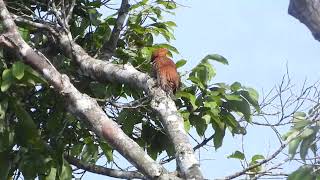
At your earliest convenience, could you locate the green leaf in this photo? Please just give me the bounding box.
[213,127,224,149]
[130,0,148,10]
[70,144,84,157]
[310,143,317,157]
[293,112,306,119]
[230,82,241,91]
[144,33,153,46]
[118,110,138,135]
[288,166,315,180]
[11,99,39,146]
[106,84,124,99]
[212,119,225,149]
[0,152,11,179]
[176,59,187,68]
[225,94,242,101]
[0,130,14,152]
[225,99,251,122]
[1,69,13,92]
[293,112,307,126]
[293,119,311,130]
[18,27,30,41]
[147,147,158,160]
[188,76,205,89]
[300,135,315,161]
[184,119,190,132]
[60,158,72,180]
[0,98,8,132]
[300,128,315,138]
[176,91,197,109]
[44,166,57,180]
[239,89,260,112]
[199,60,216,83]
[1,79,12,92]
[246,88,259,101]
[81,142,98,163]
[204,101,218,109]
[158,0,177,9]
[202,114,211,124]
[154,44,179,54]
[189,59,216,86]
[180,110,190,120]
[23,66,47,85]
[227,150,245,160]
[216,83,230,89]
[88,8,101,26]
[283,130,299,141]
[223,113,241,134]
[195,118,207,137]
[165,21,177,28]
[289,138,301,158]
[100,142,113,162]
[202,54,228,65]
[150,22,168,30]
[12,61,25,80]
[89,82,107,98]
[251,154,265,162]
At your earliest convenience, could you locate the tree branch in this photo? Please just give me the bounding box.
[11,14,59,37]
[289,0,320,41]
[100,0,130,59]
[222,115,318,180]
[0,2,169,179]
[66,0,76,23]
[49,0,67,29]
[64,155,145,179]
[222,143,287,180]
[7,2,204,178]
[55,35,203,179]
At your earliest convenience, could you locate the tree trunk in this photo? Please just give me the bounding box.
[289,0,320,41]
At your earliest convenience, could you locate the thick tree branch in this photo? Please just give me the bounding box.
[49,0,65,29]
[66,0,76,23]
[64,155,145,179]
[0,2,169,179]
[100,0,129,59]
[8,3,203,179]
[11,14,59,36]
[56,35,203,179]
[289,0,320,41]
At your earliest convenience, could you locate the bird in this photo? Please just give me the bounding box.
[151,48,180,95]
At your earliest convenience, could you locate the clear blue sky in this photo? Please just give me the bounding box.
[86,1,320,179]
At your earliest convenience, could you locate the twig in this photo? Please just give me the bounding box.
[100,0,130,59]
[66,0,76,24]
[64,155,145,179]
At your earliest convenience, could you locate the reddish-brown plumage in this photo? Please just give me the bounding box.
[151,48,180,94]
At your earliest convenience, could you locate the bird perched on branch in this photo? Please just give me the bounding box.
[151,48,180,95]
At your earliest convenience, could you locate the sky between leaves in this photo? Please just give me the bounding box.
[86,0,320,179]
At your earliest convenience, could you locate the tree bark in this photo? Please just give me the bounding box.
[289,0,320,41]
[0,1,168,179]
[1,0,204,178]
[56,34,203,179]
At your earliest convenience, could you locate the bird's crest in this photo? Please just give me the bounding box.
[151,48,168,61]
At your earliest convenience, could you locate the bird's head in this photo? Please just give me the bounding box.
[151,48,168,61]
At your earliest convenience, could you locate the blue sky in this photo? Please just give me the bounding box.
[86,1,320,179]
[173,0,320,88]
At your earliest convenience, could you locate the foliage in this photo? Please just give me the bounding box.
[283,109,320,179]
[0,0,260,179]
[177,56,259,149]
